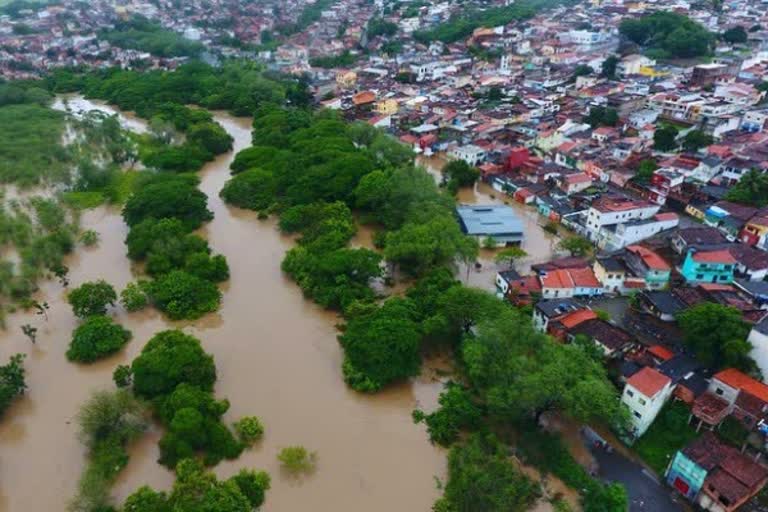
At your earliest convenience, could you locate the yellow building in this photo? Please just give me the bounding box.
[374,99,399,115]
[639,65,669,78]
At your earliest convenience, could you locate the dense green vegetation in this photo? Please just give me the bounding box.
[633,401,699,474]
[277,0,338,35]
[67,280,117,318]
[47,62,295,117]
[725,169,768,206]
[516,425,628,512]
[67,315,132,363]
[619,12,714,59]
[434,433,539,512]
[585,106,619,128]
[654,125,679,152]
[70,389,149,512]
[101,15,204,57]
[677,303,758,375]
[0,354,26,417]
[443,159,480,193]
[0,196,79,306]
[121,458,270,511]
[367,18,398,38]
[127,330,245,468]
[0,103,68,186]
[414,0,568,44]
[309,50,358,69]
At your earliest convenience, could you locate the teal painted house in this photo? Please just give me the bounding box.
[665,450,708,501]
[680,248,735,284]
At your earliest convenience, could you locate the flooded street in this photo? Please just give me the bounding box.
[0,100,446,511]
[417,156,560,291]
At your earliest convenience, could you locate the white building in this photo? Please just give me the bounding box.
[622,367,674,440]
[617,54,656,77]
[747,315,768,379]
[585,198,660,242]
[598,213,680,251]
[448,144,487,166]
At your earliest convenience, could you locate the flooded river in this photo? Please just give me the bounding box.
[0,99,446,511]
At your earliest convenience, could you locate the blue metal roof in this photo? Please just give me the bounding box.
[456,205,525,237]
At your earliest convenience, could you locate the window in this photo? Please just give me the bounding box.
[633,411,642,419]
[715,387,724,396]
[638,398,647,406]
[720,275,729,281]
[626,389,634,397]
[696,274,704,280]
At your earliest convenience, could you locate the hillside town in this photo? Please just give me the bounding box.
[6,0,768,510]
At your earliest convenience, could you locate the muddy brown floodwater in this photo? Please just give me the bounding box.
[417,156,561,292]
[0,99,446,511]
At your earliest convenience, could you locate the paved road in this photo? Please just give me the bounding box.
[589,444,684,512]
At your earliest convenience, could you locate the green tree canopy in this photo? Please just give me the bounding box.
[0,354,25,417]
[68,279,117,318]
[619,12,714,59]
[725,169,768,207]
[677,303,757,374]
[67,315,132,363]
[463,309,625,425]
[148,270,222,320]
[434,433,539,512]
[122,177,212,230]
[339,298,422,392]
[131,330,216,399]
[654,125,679,152]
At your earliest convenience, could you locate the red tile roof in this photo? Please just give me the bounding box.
[627,367,671,398]
[541,268,574,289]
[654,212,678,222]
[691,249,737,264]
[559,309,598,329]
[648,345,675,361]
[627,245,671,271]
[714,368,768,403]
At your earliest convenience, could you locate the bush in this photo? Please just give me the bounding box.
[220,169,277,211]
[113,365,132,388]
[120,281,149,312]
[79,229,100,247]
[70,389,148,512]
[184,253,229,283]
[437,433,539,512]
[412,382,483,446]
[632,402,699,474]
[0,354,26,417]
[130,330,216,399]
[148,270,222,320]
[68,280,118,318]
[277,446,316,473]
[67,315,132,363]
[234,416,265,446]
[339,298,422,391]
[122,178,212,230]
[230,469,271,508]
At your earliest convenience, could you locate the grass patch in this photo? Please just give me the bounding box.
[63,191,105,209]
[633,401,699,475]
[107,170,141,204]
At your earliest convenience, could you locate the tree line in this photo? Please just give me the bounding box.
[223,103,628,509]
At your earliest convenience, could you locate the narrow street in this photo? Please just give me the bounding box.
[584,435,684,512]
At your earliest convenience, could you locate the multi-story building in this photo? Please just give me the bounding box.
[680,248,736,284]
[621,366,674,440]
